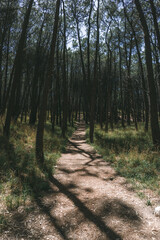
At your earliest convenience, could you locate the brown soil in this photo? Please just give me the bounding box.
[1,121,160,240]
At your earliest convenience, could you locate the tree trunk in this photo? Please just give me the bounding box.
[122,1,149,131]
[62,1,68,138]
[1,26,11,114]
[135,0,160,145]
[36,0,60,163]
[86,0,93,124]
[118,29,125,128]
[3,0,34,138]
[89,0,100,143]
[29,21,44,125]
[149,0,160,53]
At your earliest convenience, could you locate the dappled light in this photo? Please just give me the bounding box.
[1,0,160,239]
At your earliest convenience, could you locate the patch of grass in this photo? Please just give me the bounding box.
[87,124,160,195]
[0,214,8,233]
[0,121,75,216]
[146,199,152,206]
[137,191,146,199]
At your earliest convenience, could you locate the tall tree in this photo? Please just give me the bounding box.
[29,20,45,125]
[62,0,68,137]
[89,0,100,143]
[86,0,93,123]
[122,0,149,131]
[135,0,160,145]
[3,0,34,138]
[36,0,61,163]
[149,0,160,53]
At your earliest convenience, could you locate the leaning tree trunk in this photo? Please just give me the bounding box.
[135,0,160,145]
[3,0,34,138]
[36,0,60,163]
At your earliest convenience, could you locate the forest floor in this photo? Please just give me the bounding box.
[1,121,160,240]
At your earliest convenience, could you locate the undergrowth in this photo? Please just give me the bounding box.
[0,121,75,232]
[87,123,160,198]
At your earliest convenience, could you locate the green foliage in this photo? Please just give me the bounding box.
[0,121,75,214]
[87,124,160,194]
[146,200,152,206]
[0,214,8,233]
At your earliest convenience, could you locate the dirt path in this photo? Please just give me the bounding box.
[2,121,160,240]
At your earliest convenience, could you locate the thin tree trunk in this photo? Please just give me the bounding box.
[118,29,125,128]
[149,0,160,53]
[86,0,93,124]
[29,21,44,125]
[62,1,68,138]
[89,0,100,143]
[122,0,149,131]
[36,0,60,163]
[1,26,10,114]
[0,0,10,110]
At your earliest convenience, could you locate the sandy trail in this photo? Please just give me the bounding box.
[2,121,160,240]
[47,121,160,240]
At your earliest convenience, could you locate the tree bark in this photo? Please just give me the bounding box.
[122,0,149,131]
[29,21,44,125]
[86,0,93,123]
[118,29,125,128]
[3,0,34,138]
[149,0,160,53]
[36,0,61,163]
[89,0,100,143]
[62,1,68,138]
[135,0,160,145]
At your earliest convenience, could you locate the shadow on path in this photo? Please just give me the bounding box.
[68,139,97,163]
[48,174,122,240]
[34,194,70,240]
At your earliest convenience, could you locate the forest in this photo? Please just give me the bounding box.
[0,0,160,239]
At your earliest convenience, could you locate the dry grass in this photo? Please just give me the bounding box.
[87,123,160,197]
[0,120,75,232]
